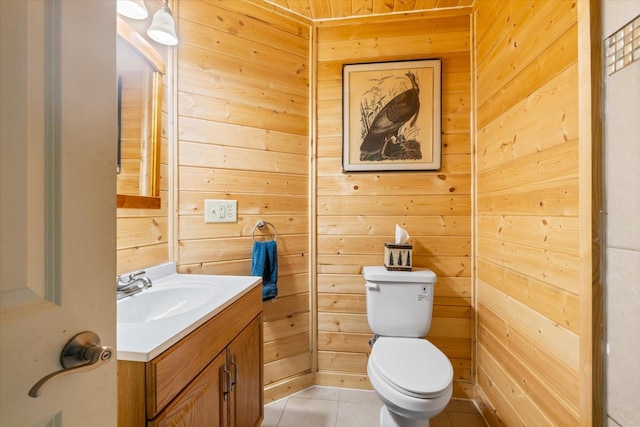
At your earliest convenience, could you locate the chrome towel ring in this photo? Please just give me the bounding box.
[252,220,277,242]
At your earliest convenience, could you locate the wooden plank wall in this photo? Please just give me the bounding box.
[314,10,473,398]
[174,0,313,402]
[473,0,593,424]
[116,159,170,274]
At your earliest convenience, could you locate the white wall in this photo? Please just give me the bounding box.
[602,2,640,426]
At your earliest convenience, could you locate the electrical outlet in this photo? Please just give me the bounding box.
[204,200,237,223]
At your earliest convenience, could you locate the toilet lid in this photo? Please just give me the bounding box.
[370,337,453,398]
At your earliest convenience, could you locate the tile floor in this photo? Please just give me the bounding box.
[262,386,487,427]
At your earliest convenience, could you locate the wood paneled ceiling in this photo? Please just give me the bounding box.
[263,0,474,21]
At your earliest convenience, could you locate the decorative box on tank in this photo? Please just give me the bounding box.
[384,242,413,271]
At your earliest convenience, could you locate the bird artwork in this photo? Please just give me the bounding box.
[359,71,423,162]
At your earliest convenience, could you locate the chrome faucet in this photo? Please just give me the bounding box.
[117,270,153,300]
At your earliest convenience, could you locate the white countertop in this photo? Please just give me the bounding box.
[116,263,262,362]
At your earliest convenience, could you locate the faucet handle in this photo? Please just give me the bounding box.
[131,270,153,289]
[130,270,147,278]
[116,270,152,290]
[118,270,146,283]
[116,274,128,286]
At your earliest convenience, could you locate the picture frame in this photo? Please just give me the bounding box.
[342,59,442,172]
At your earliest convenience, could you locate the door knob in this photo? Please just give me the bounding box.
[28,331,113,398]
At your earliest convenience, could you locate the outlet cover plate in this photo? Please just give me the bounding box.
[204,199,237,223]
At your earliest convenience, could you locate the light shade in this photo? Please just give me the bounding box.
[146,2,179,46]
[117,0,148,20]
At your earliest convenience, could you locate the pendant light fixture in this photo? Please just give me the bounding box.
[116,0,149,20]
[146,0,179,46]
[117,0,179,46]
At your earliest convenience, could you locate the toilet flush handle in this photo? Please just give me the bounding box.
[365,282,379,291]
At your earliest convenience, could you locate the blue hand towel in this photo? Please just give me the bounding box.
[252,240,278,301]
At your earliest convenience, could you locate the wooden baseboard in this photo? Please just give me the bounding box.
[264,373,314,403]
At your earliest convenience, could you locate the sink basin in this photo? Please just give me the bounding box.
[117,284,218,324]
[116,264,262,362]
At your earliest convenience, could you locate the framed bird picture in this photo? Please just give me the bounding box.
[342,59,442,172]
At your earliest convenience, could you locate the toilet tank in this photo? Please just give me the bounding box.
[364,266,437,338]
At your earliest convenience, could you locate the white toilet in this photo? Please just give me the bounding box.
[364,266,453,427]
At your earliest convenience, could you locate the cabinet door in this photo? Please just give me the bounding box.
[149,351,227,427]
[228,316,263,427]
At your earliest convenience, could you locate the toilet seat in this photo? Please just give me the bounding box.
[369,337,453,399]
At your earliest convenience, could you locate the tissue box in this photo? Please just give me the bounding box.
[384,243,413,271]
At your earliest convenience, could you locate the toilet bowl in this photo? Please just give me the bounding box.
[367,337,453,427]
[364,266,453,427]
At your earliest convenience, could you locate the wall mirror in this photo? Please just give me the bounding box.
[116,17,164,209]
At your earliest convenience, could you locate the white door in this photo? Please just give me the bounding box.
[1,1,117,426]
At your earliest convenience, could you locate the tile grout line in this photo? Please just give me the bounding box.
[275,397,288,427]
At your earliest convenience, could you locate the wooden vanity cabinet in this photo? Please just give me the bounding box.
[148,351,227,426]
[227,315,263,427]
[118,285,264,427]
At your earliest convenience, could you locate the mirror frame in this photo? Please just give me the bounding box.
[116,17,165,209]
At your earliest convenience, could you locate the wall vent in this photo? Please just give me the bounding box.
[606,15,640,76]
